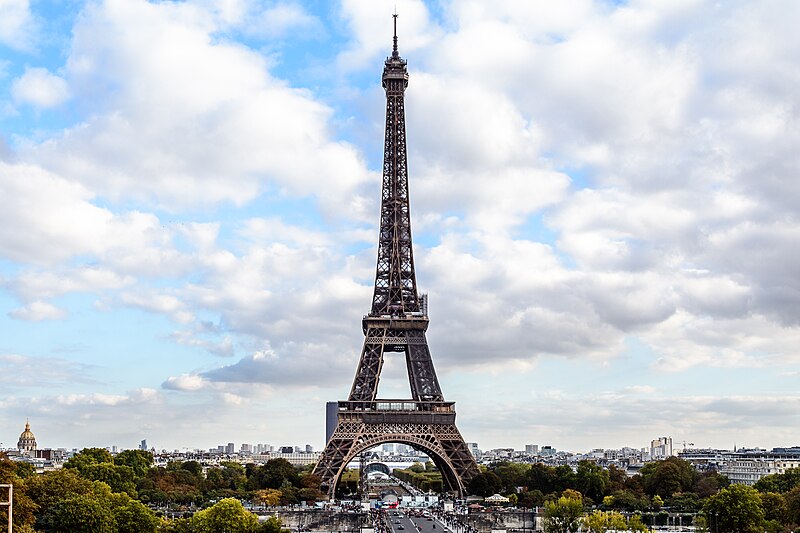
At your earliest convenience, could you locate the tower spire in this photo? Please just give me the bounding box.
[392,13,399,58]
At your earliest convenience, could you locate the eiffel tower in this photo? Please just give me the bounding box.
[313,16,479,497]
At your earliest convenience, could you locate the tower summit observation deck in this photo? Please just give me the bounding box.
[312,16,479,497]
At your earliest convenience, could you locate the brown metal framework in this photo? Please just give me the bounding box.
[313,17,479,497]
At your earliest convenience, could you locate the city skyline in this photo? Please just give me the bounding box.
[2,1,799,452]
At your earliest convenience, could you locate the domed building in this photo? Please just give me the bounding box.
[17,419,37,452]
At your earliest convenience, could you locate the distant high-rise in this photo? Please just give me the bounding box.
[650,436,673,459]
[525,444,539,454]
[325,401,338,443]
[139,439,147,451]
[226,442,235,454]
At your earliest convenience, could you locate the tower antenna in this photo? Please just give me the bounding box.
[392,12,399,57]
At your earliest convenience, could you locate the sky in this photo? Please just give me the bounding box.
[1,0,799,455]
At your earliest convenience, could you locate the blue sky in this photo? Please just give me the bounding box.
[1,0,799,454]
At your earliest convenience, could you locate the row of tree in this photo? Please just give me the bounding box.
[59,448,324,506]
[394,462,444,493]
[468,457,729,511]
[0,451,301,532]
[527,461,800,533]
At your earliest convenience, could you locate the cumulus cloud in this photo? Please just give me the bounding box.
[0,0,35,50]
[20,0,372,214]
[11,67,70,108]
[2,0,800,450]
[9,301,67,321]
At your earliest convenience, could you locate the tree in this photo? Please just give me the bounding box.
[518,490,545,508]
[192,498,259,533]
[493,462,530,493]
[0,455,37,531]
[583,510,627,533]
[467,472,502,497]
[576,461,609,503]
[114,450,154,478]
[253,489,282,507]
[181,461,203,478]
[41,494,115,533]
[255,459,300,490]
[695,472,730,498]
[23,468,95,514]
[640,457,695,499]
[543,495,584,533]
[755,469,800,494]
[666,492,701,512]
[527,463,557,494]
[606,489,649,511]
[409,462,426,473]
[704,484,765,533]
[82,462,137,497]
[785,485,800,524]
[259,515,290,533]
[63,448,114,472]
[759,492,786,523]
[113,499,160,533]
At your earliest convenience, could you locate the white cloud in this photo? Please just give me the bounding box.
[9,301,67,321]
[0,0,35,50]
[11,67,70,108]
[162,374,208,391]
[19,0,371,214]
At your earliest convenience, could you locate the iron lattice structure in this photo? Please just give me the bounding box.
[313,18,479,497]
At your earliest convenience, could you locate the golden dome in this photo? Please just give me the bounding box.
[17,419,37,452]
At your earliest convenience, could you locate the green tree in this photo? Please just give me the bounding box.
[704,484,764,533]
[785,485,800,524]
[23,468,95,514]
[0,454,37,531]
[582,510,627,533]
[41,494,115,533]
[543,495,584,533]
[114,449,154,478]
[192,498,259,533]
[608,490,649,511]
[755,469,800,494]
[518,490,545,508]
[13,462,36,480]
[666,492,701,512]
[640,457,696,499]
[628,514,648,532]
[493,462,530,493]
[82,462,137,496]
[181,460,203,478]
[409,462,426,473]
[759,492,786,523]
[576,461,609,503]
[467,471,502,497]
[114,499,160,533]
[527,463,557,494]
[259,515,290,533]
[63,448,114,472]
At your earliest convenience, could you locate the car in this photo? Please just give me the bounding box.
[398,526,405,530]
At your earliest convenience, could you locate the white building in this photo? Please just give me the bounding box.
[650,437,673,459]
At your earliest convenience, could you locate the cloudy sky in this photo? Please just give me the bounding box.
[1,0,799,454]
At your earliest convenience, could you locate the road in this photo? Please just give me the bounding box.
[386,511,450,533]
